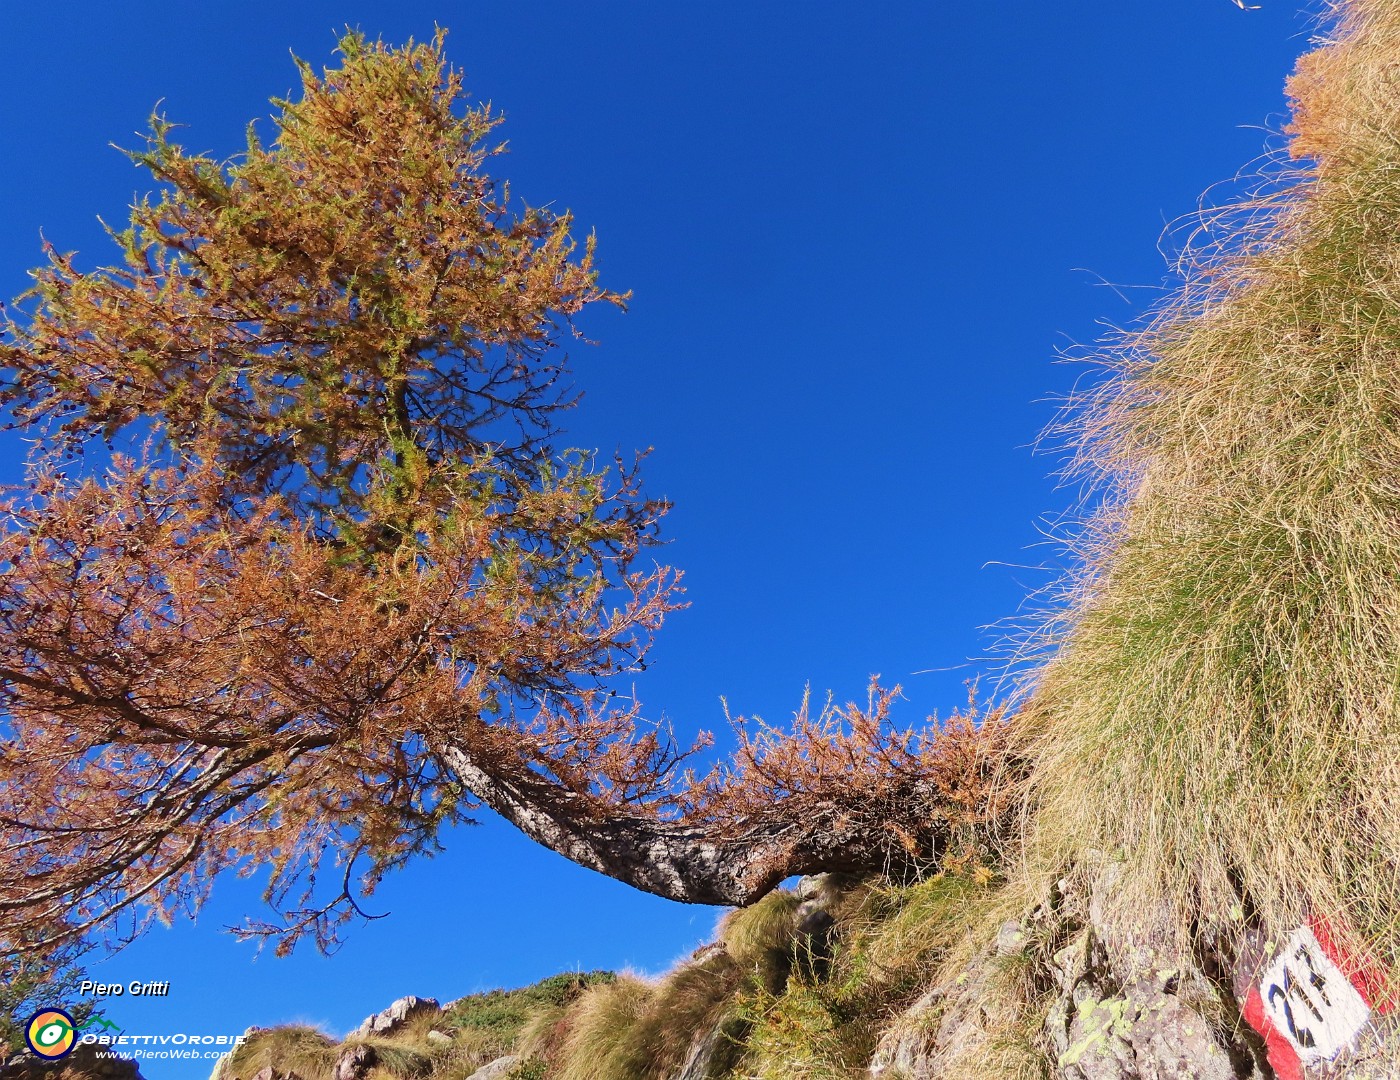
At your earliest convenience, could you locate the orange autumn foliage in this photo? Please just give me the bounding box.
[0,32,1008,974]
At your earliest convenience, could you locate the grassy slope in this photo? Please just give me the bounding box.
[215,973,612,1080]
[1020,0,1400,979]
[223,874,1045,1080]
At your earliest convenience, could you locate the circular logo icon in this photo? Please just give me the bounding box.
[25,1008,76,1059]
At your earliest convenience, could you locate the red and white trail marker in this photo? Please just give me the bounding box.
[1241,921,1391,1080]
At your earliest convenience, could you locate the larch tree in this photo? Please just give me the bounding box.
[0,33,1005,973]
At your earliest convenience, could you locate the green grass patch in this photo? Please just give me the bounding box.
[443,971,614,1051]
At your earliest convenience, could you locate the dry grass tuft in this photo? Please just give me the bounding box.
[551,976,656,1080]
[837,873,988,997]
[735,873,1034,1079]
[220,1024,337,1080]
[739,981,860,1080]
[1019,0,1400,985]
[545,949,756,1078]
[719,889,802,987]
[512,1003,572,1065]
[341,1037,434,1080]
[541,890,815,1078]
[439,970,612,1072]
[615,954,747,1078]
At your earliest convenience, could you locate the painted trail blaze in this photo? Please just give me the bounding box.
[1242,923,1392,1080]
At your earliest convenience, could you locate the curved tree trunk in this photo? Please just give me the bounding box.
[440,744,942,906]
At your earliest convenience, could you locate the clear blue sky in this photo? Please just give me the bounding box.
[1,2,1312,1076]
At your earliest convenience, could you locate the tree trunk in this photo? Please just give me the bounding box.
[440,745,938,906]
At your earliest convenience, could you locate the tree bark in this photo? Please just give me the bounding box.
[440,744,941,906]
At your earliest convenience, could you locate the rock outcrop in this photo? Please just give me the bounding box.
[872,865,1398,1080]
[332,1043,375,1080]
[349,995,440,1040]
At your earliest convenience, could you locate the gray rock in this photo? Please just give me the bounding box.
[1046,956,1243,1080]
[796,874,830,901]
[870,870,1269,1080]
[995,919,1027,957]
[792,873,841,969]
[673,1026,724,1080]
[333,1044,376,1080]
[350,994,441,1039]
[690,941,727,964]
[796,905,836,949]
[1040,872,1261,1080]
[426,1029,454,1046]
[465,1056,519,1080]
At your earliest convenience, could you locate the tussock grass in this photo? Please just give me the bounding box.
[736,873,1032,1079]
[1020,0,1400,984]
[740,981,861,1079]
[341,1037,434,1080]
[611,954,747,1079]
[551,976,655,1080]
[719,889,802,990]
[220,1024,337,1080]
[834,873,987,1000]
[512,1002,572,1065]
[528,876,1040,1078]
[545,949,753,1078]
[539,890,808,1079]
[440,970,612,1068]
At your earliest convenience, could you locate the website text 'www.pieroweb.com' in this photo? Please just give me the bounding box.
[88,1032,248,1063]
